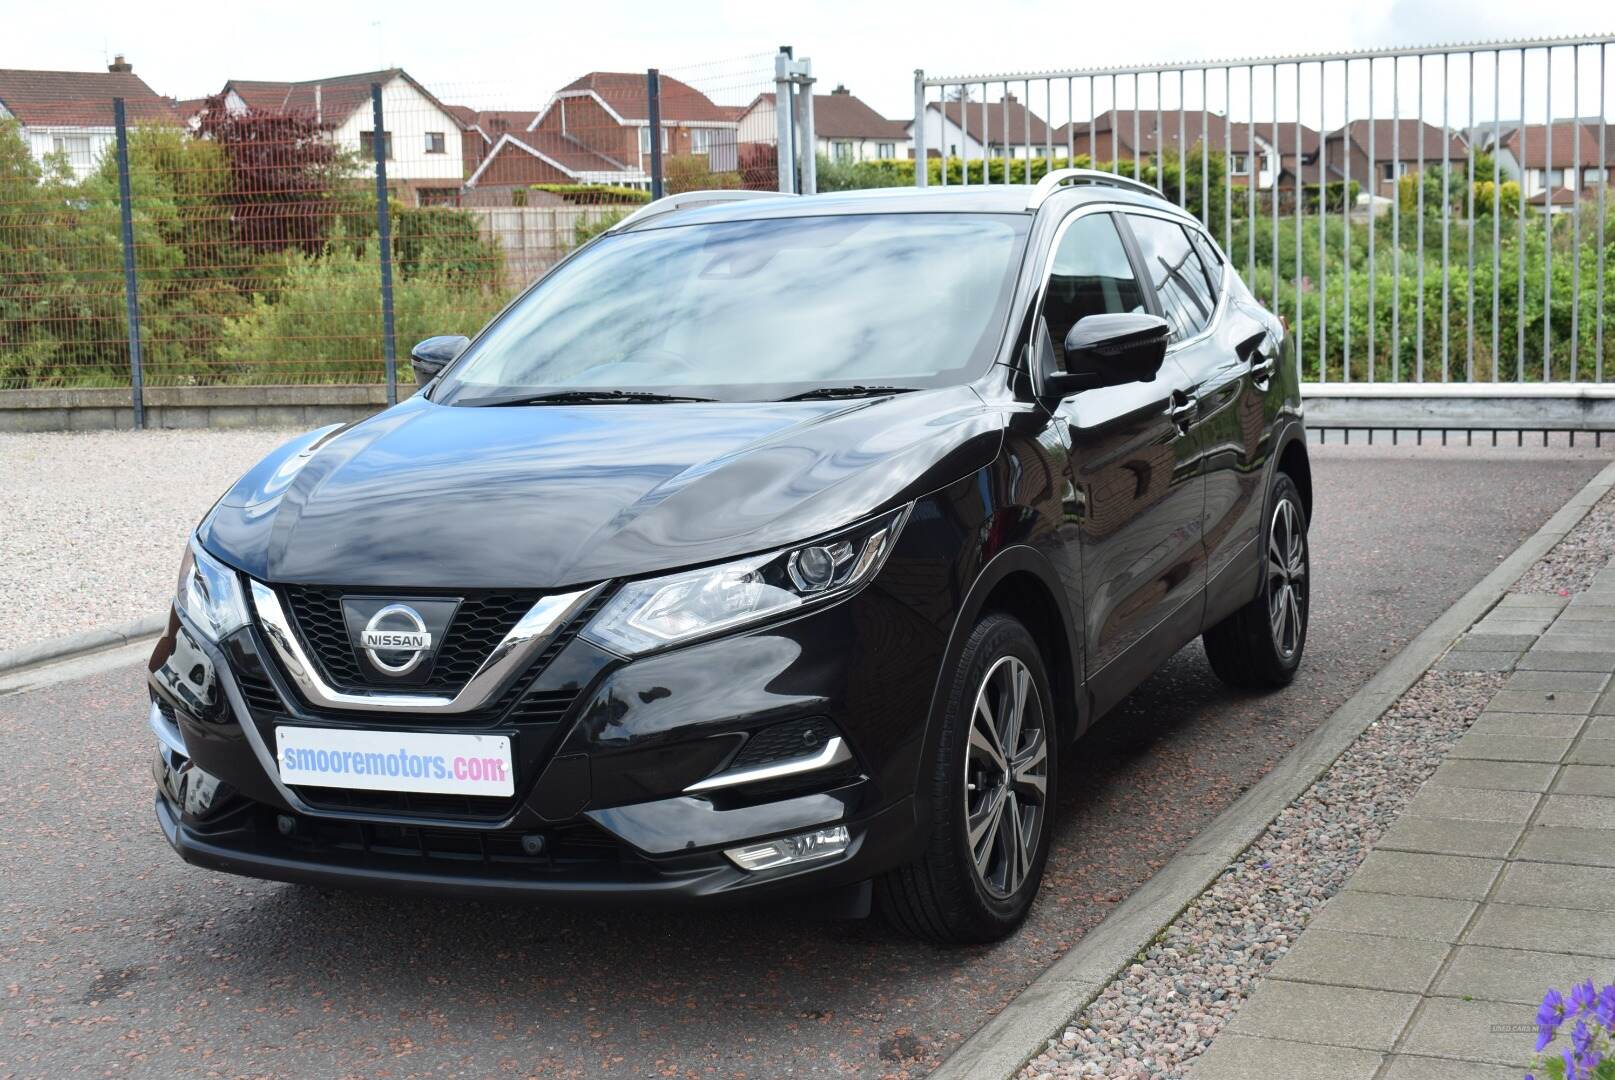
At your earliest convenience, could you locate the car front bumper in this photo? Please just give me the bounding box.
[147,560,949,903]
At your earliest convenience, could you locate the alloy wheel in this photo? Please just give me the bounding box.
[1267,497,1308,660]
[963,655,1049,899]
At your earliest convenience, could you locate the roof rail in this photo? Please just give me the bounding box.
[1025,168,1161,210]
[607,189,792,233]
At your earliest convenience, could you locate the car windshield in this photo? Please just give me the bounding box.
[433,212,1029,405]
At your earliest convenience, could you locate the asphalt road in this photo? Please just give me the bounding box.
[1,443,1610,1080]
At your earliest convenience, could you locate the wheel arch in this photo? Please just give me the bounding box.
[1274,425,1313,523]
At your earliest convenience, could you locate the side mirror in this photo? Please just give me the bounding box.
[1036,313,1171,398]
[410,335,470,387]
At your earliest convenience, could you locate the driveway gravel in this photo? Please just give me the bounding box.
[0,428,300,651]
[1512,486,1615,595]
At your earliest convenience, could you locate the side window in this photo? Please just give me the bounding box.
[1126,214,1218,342]
[1042,213,1148,368]
[1188,228,1225,297]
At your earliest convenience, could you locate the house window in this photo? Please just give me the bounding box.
[51,135,92,163]
[877,142,895,158]
[1380,161,1394,182]
[638,126,670,154]
[690,128,713,153]
[1546,168,1565,188]
[1230,153,1249,175]
[425,131,446,154]
[1586,167,1609,186]
[359,130,393,160]
[833,141,854,162]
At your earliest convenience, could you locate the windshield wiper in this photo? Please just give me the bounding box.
[474,389,715,406]
[778,385,923,401]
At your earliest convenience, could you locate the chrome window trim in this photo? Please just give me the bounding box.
[684,736,853,794]
[249,580,606,715]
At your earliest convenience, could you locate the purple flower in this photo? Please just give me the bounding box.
[1596,984,1615,1034]
[1571,981,1598,1016]
[1564,1046,1579,1080]
[1540,988,1568,1051]
[1571,1019,1593,1056]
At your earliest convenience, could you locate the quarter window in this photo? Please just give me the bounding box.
[1125,214,1218,342]
[1042,213,1147,369]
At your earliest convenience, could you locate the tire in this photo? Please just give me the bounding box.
[877,613,1058,945]
[1203,472,1310,689]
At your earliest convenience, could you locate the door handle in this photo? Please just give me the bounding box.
[1248,354,1275,385]
[1167,392,1198,434]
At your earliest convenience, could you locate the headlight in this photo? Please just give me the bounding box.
[581,505,911,656]
[175,538,250,642]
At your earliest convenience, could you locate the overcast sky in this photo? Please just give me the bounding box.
[3,0,1611,121]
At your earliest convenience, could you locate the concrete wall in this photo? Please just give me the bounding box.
[0,385,390,433]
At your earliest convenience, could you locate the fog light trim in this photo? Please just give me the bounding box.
[725,825,851,872]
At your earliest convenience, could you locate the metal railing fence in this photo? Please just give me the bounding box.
[913,34,1615,389]
[0,50,788,417]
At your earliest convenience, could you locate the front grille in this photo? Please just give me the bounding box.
[279,586,539,692]
[288,785,513,821]
[235,666,282,713]
[283,813,629,870]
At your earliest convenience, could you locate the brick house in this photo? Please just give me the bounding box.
[737,85,906,163]
[464,71,738,193]
[1320,119,1468,197]
[1056,110,1322,191]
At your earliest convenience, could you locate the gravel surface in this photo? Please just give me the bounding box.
[1511,485,1615,594]
[1019,670,1504,1080]
[0,428,301,651]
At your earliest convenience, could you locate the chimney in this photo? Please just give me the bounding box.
[108,54,132,74]
[832,84,850,95]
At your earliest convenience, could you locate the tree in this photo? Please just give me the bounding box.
[195,95,358,254]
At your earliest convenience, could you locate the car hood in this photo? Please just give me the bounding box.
[199,387,1001,589]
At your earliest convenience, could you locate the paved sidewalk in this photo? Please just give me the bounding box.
[1191,565,1615,1079]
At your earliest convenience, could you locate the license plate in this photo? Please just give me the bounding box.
[275,726,514,797]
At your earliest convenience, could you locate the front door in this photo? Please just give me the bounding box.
[1038,210,1206,716]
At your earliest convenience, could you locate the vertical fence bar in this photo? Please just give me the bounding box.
[1067,77,1075,165]
[1440,52,1451,382]
[1599,45,1608,383]
[647,70,665,199]
[939,84,949,188]
[1024,78,1032,171]
[1294,64,1304,382]
[994,85,1007,180]
[1155,73,1164,190]
[112,98,145,429]
[1544,48,1553,380]
[797,70,816,196]
[1517,49,1527,381]
[1492,50,1502,381]
[1416,55,1426,382]
[1247,67,1256,299]
[1343,60,1352,382]
[1092,77,1100,174]
[1570,45,1581,381]
[1133,74,1141,185]
[1045,77,1054,169]
[1465,51,1475,382]
[1110,76,1118,175]
[1203,71,1212,229]
[981,82,990,183]
[1178,73,1186,208]
[370,84,397,406]
[1368,59,1377,381]
[1271,64,1279,312]
[1225,69,1234,256]
[1318,62,1327,381]
[1392,57,1402,382]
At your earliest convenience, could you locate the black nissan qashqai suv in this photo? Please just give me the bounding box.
[150,171,1311,944]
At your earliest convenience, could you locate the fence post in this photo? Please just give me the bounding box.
[913,70,927,188]
[371,83,397,405]
[646,69,664,200]
[795,57,817,195]
[775,49,796,194]
[113,98,145,430]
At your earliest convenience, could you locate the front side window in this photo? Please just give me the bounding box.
[1041,213,1147,369]
[1126,214,1218,342]
[435,213,1030,404]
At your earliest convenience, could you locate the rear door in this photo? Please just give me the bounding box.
[1038,209,1205,714]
